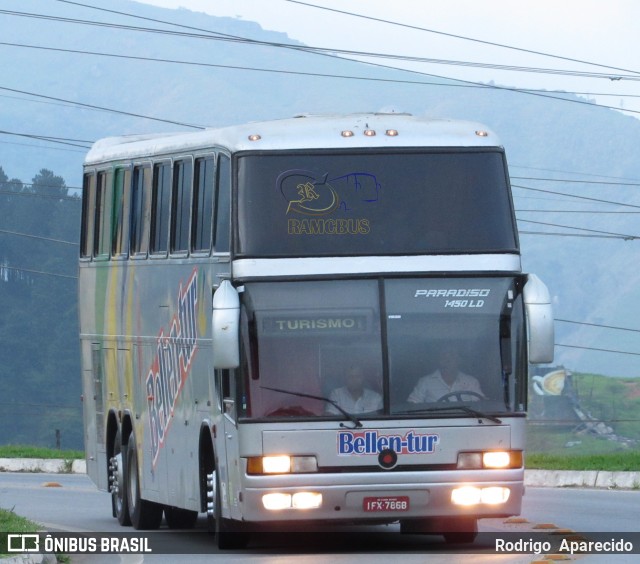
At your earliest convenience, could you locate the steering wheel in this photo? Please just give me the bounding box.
[437,391,484,403]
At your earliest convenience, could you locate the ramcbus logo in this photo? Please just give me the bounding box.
[146,269,198,467]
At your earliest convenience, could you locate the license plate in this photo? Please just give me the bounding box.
[363,496,410,512]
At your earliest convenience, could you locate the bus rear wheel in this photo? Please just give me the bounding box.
[109,429,131,526]
[125,432,163,530]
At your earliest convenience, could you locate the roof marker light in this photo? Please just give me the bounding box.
[363,129,376,137]
[475,130,489,137]
[385,129,399,137]
[248,134,262,141]
[341,130,355,137]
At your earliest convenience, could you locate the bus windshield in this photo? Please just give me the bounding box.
[237,277,526,421]
[236,149,517,257]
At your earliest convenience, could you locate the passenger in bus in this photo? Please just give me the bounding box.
[407,347,484,403]
[326,365,383,414]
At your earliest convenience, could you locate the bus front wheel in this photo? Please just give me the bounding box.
[213,470,250,549]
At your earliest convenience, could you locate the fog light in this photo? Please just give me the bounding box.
[451,486,481,506]
[262,493,291,510]
[451,486,510,506]
[480,487,510,504]
[292,492,322,509]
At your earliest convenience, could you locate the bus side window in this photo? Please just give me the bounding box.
[214,154,230,253]
[191,156,215,254]
[80,172,96,259]
[112,167,131,259]
[130,165,151,257]
[93,170,113,259]
[170,159,193,254]
[150,162,171,255]
[217,369,236,421]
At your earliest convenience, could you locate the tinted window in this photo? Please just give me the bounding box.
[239,280,383,419]
[237,150,517,257]
[215,154,231,252]
[384,277,522,413]
[112,168,131,258]
[94,170,112,258]
[192,156,215,253]
[171,160,193,253]
[130,165,152,256]
[150,163,171,255]
[80,173,95,259]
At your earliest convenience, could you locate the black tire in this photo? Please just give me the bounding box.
[400,517,477,544]
[125,432,163,530]
[443,530,478,544]
[443,518,478,544]
[164,505,199,529]
[110,429,131,526]
[214,469,250,549]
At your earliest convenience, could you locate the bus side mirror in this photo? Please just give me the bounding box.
[212,280,240,369]
[523,274,555,364]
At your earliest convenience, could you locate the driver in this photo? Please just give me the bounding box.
[407,347,484,403]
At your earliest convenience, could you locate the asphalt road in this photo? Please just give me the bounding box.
[2,472,639,563]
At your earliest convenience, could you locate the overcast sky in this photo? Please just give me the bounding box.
[137,0,640,117]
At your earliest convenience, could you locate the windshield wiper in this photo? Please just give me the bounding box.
[261,386,363,429]
[398,405,502,424]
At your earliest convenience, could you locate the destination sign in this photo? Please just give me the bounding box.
[262,314,369,334]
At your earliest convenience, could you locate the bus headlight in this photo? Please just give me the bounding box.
[457,450,522,469]
[451,486,510,506]
[262,455,291,474]
[247,455,318,474]
[482,451,511,469]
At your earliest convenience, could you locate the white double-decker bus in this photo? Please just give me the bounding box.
[79,113,554,547]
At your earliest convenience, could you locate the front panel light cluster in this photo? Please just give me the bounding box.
[456,450,522,470]
[262,492,322,510]
[451,486,510,506]
[246,455,318,475]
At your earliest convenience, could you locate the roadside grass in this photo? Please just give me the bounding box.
[526,450,640,471]
[0,507,40,556]
[0,445,83,460]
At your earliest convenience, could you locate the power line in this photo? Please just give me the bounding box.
[512,176,640,187]
[285,0,640,77]
[0,228,78,246]
[4,10,640,117]
[0,129,92,149]
[0,139,87,154]
[0,264,77,280]
[517,219,640,240]
[556,318,640,334]
[0,86,204,130]
[517,209,640,214]
[519,231,631,240]
[512,184,640,209]
[0,189,80,201]
[556,343,640,357]
[511,164,640,184]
